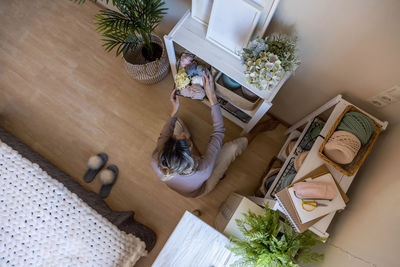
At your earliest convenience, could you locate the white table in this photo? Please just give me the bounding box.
[153,211,239,267]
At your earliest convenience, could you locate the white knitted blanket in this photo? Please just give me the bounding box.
[0,141,147,266]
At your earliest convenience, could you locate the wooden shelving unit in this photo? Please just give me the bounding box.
[251,95,388,238]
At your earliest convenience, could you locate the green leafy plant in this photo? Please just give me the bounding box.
[228,207,324,267]
[266,33,300,73]
[73,0,167,59]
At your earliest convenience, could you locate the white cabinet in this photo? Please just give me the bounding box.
[164,4,288,133]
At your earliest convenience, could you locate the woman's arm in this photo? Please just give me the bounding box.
[201,71,225,166]
[153,90,180,154]
[202,105,225,163]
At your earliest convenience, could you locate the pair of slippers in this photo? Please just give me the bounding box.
[83,153,118,198]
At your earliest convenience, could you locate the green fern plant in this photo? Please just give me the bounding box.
[228,207,324,267]
[73,0,167,59]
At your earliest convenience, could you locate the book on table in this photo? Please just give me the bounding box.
[275,165,349,233]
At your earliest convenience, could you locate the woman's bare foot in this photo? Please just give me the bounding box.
[245,118,280,143]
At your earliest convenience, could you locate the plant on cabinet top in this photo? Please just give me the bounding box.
[240,34,300,91]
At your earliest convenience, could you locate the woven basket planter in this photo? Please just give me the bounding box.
[123,34,169,84]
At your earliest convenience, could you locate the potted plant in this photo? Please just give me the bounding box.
[74,0,169,84]
[239,33,300,97]
[228,207,324,267]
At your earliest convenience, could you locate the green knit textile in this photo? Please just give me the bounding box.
[337,111,376,145]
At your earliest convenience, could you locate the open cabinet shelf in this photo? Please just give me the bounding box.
[164,10,291,133]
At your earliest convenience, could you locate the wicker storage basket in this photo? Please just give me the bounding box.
[123,34,169,84]
[215,72,261,111]
[318,105,382,176]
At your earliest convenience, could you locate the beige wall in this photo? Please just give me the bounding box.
[155,0,191,36]
[263,3,400,264]
[265,0,400,126]
[97,0,191,35]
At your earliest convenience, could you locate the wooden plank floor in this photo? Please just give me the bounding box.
[0,0,286,266]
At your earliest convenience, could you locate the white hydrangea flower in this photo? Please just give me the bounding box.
[265,62,274,69]
[269,53,278,62]
[243,51,284,91]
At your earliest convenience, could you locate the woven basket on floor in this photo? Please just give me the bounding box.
[318,105,382,176]
[123,34,169,84]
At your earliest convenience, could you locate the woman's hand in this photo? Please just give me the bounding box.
[202,70,218,106]
[170,89,180,117]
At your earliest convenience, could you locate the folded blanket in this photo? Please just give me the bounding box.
[0,141,147,266]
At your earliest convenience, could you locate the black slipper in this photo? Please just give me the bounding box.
[83,153,108,183]
[99,165,118,198]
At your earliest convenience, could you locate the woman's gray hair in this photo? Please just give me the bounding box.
[159,137,196,180]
